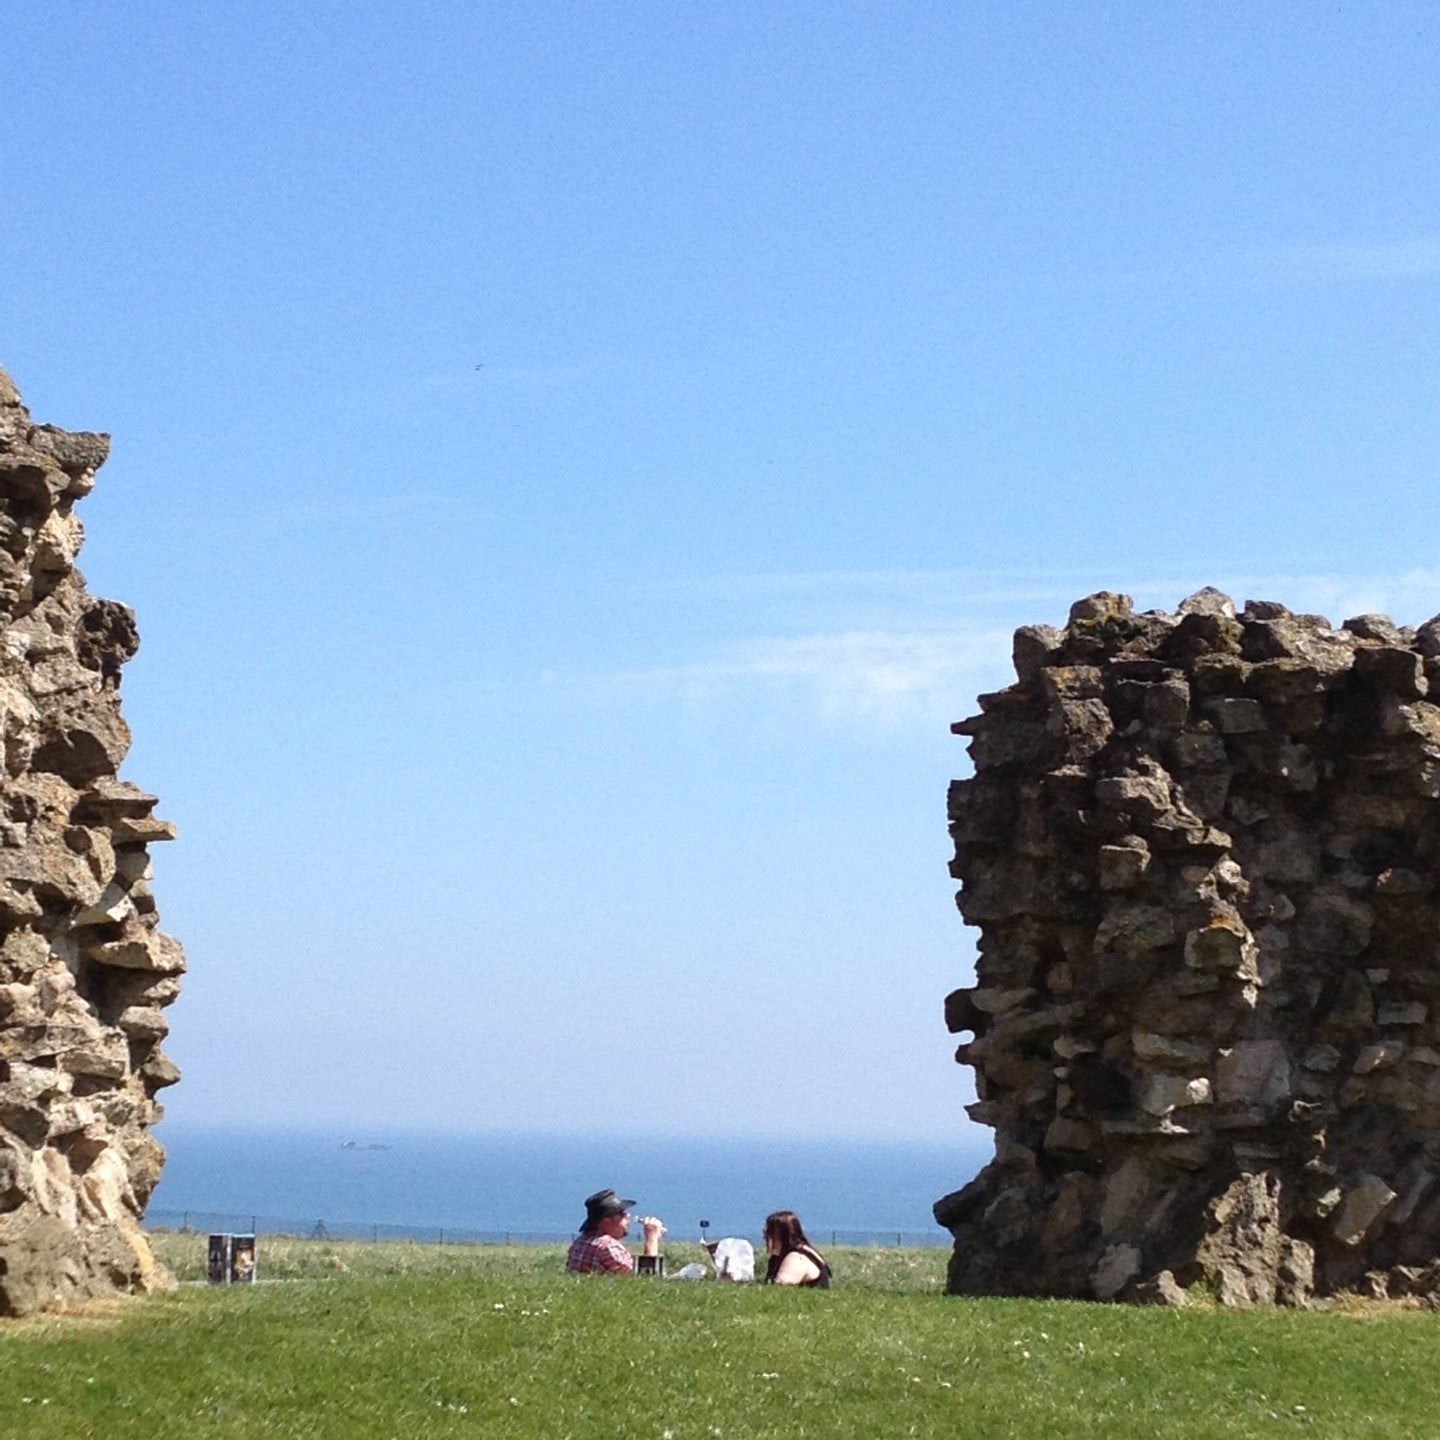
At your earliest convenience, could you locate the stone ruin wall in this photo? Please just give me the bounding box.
[0,368,182,1315]
[936,589,1440,1306]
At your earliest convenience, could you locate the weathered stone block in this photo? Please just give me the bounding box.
[1137,1072,1212,1116]
[1215,1041,1291,1108]
[1184,919,1259,980]
[1099,842,1150,890]
[1378,1001,1428,1026]
[1094,903,1176,956]
[941,591,1440,1306]
[1092,1243,1142,1299]
[1132,1030,1211,1069]
[1129,1268,1190,1306]
[1209,697,1266,734]
[1043,1117,1099,1155]
[1332,1174,1397,1246]
[1353,1040,1405,1074]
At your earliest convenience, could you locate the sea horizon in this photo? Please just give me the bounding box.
[148,1122,992,1242]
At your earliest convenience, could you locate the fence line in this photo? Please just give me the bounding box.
[145,1208,951,1249]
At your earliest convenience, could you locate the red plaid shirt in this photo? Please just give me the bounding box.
[566,1232,636,1275]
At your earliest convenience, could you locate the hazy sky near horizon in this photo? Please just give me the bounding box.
[5,3,1440,1145]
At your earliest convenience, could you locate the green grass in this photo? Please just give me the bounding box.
[0,1236,1436,1438]
[144,1232,944,1289]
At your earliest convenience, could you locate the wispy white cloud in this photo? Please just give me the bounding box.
[614,624,1015,730]
[588,567,1440,733]
[1245,237,1440,283]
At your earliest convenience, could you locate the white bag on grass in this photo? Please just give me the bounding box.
[712,1238,755,1283]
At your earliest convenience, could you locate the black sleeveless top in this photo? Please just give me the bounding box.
[764,1243,830,1288]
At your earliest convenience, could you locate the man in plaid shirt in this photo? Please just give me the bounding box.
[566,1188,665,1274]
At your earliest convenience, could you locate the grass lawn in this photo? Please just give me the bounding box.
[0,1235,1436,1438]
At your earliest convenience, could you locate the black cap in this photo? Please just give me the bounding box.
[584,1188,635,1221]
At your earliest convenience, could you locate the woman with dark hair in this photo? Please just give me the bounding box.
[762,1210,830,1288]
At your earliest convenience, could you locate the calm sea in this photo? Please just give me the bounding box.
[147,1126,991,1245]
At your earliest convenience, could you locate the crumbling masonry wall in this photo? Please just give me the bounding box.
[936,589,1440,1306]
[0,369,182,1315]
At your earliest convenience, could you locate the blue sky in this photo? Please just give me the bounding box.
[4,2,1440,1142]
